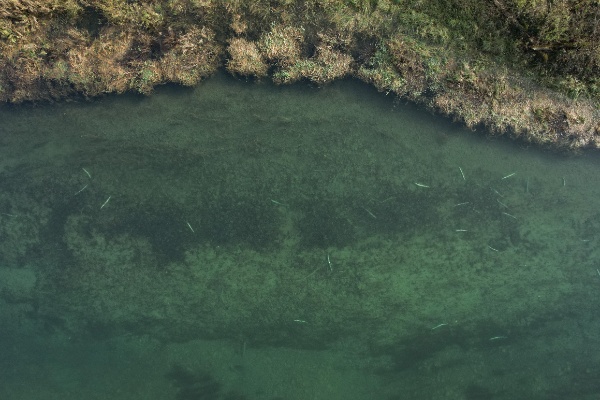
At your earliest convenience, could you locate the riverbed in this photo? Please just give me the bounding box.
[1,73,599,399]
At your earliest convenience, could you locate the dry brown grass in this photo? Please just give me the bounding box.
[227,37,268,78]
[0,0,52,17]
[66,27,135,96]
[430,62,600,149]
[260,25,304,68]
[282,44,353,84]
[153,27,221,89]
[387,37,428,98]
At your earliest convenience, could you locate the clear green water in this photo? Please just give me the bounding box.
[1,72,599,399]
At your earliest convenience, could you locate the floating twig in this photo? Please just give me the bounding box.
[363,207,377,219]
[74,184,88,195]
[491,188,504,197]
[502,212,517,219]
[186,222,195,233]
[100,196,111,209]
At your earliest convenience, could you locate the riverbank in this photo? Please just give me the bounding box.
[1,0,599,149]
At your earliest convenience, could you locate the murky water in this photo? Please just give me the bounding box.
[1,72,599,399]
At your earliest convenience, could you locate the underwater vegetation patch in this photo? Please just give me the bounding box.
[361,186,444,236]
[296,199,357,248]
[90,192,281,262]
[166,364,222,400]
[102,205,193,263]
[165,364,250,400]
[197,196,280,249]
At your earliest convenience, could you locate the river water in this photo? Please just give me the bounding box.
[0,72,599,399]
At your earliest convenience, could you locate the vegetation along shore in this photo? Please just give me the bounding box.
[1,0,599,149]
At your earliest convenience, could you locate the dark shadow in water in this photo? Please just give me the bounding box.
[165,364,253,400]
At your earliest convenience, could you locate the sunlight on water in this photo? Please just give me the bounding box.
[1,72,599,399]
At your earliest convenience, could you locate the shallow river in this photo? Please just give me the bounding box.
[1,72,599,399]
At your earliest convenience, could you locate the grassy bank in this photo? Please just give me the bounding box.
[1,0,599,149]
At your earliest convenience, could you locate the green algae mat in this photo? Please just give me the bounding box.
[0,73,599,399]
